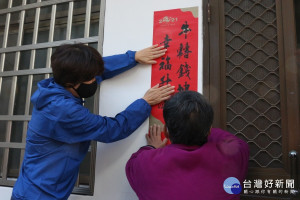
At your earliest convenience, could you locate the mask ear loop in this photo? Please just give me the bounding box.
[71,86,80,98]
[71,86,77,92]
[65,83,79,96]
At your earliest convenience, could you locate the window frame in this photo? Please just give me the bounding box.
[0,0,106,195]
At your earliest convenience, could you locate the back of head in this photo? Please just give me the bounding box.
[163,91,214,146]
[51,43,104,87]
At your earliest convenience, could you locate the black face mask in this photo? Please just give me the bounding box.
[73,80,97,98]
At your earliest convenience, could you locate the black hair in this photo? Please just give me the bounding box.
[51,43,104,87]
[163,91,214,146]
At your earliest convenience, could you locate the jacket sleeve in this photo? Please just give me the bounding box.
[96,51,137,83]
[126,146,154,193]
[53,98,151,143]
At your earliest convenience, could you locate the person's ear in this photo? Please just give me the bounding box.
[207,126,212,136]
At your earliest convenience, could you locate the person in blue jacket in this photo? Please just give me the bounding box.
[11,43,175,200]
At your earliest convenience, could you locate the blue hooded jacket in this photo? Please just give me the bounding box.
[12,51,151,200]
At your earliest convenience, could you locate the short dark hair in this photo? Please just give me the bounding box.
[163,91,214,146]
[51,43,104,87]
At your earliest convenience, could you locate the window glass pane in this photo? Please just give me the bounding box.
[0,34,3,49]
[35,48,47,69]
[4,52,15,71]
[0,121,8,142]
[7,12,20,47]
[79,151,91,186]
[0,148,3,178]
[38,29,50,43]
[74,0,87,10]
[92,0,101,6]
[38,6,52,43]
[53,25,67,41]
[12,0,22,8]
[90,0,100,37]
[19,50,31,70]
[0,77,13,115]
[29,74,46,115]
[18,51,32,71]
[88,42,98,49]
[71,1,86,39]
[25,8,36,27]
[53,3,68,41]
[22,31,33,45]
[0,13,5,26]
[0,1,8,9]
[14,76,28,115]
[8,148,21,179]
[40,5,52,16]
[0,14,4,48]
[10,122,23,143]
[56,2,69,12]
[23,9,36,45]
[90,21,99,37]
[71,23,84,39]
[28,0,37,4]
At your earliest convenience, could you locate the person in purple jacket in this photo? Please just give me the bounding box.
[126,91,249,200]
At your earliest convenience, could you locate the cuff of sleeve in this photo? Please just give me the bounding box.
[127,50,138,66]
[138,98,152,114]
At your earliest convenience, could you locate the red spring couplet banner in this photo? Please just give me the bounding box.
[150,7,198,143]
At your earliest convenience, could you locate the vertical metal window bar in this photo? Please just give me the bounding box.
[84,0,92,38]
[18,0,27,172]
[45,4,56,79]
[1,0,13,182]
[97,0,105,53]
[0,0,13,95]
[66,1,74,40]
